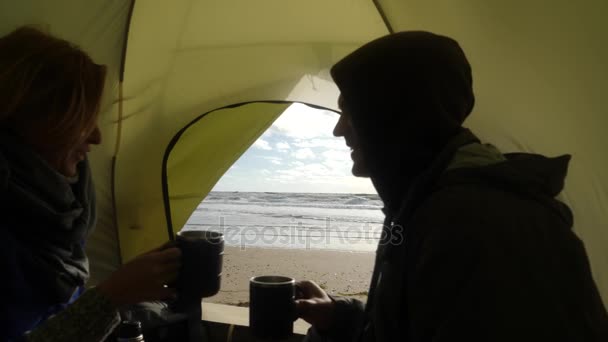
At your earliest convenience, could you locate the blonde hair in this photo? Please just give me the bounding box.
[0,26,106,149]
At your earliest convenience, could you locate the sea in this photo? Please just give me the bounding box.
[182,192,385,252]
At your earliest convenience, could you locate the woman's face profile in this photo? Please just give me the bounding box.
[29,123,102,177]
[0,27,107,178]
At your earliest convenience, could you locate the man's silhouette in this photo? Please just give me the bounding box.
[296,31,608,342]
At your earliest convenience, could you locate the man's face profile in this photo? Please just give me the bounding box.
[333,95,371,177]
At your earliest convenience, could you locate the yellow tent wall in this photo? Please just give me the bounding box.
[115,0,387,262]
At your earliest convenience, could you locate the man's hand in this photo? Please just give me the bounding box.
[295,280,336,331]
[97,244,181,307]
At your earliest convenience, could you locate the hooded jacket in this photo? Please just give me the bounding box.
[319,32,608,341]
[331,31,475,215]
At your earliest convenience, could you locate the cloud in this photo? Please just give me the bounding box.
[212,102,377,194]
[293,138,346,150]
[260,156,283,165]
[300,163,330,175]
[271,163,330,183]
[276,142,291,150]
[322,149,350,162]
[265,162,365,190]
[321,149,352,174]
[293,148,315,160]
[254,139,272,150]
[262,156,282,161]
[324,160,352,176]
[270,103,338,139]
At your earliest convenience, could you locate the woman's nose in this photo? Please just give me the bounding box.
[87,125,102,145]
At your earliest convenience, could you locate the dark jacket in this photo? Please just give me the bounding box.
[322,31,608,341]
[323,130,608,341]
[0,132,96,340]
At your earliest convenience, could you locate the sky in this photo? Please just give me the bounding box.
[212,103,376,194]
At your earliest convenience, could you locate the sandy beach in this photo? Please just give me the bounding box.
[206,246,375,306]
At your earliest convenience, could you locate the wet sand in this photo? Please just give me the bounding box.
[206,246,375,306]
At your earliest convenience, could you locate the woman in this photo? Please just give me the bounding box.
[0,27,181,341]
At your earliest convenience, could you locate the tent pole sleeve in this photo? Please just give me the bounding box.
[119,0,136,82]
[112,0,135,262]
[110,155,123,264]
[110,81,126,264]
[372,0,394,33]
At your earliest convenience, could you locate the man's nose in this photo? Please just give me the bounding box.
[87,125,102,145]
[333,114,347,137]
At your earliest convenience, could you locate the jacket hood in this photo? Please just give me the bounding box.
[330,31,475,207]
[440,153,573,223]
[495,153,570,197]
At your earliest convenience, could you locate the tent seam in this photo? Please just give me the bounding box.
[160,101,340,241]
[372,0,394,33]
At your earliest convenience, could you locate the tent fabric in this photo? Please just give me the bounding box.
[1,0,606,308]
[116,0,387,262]
[164,101,339,240]
[164,102,290,242]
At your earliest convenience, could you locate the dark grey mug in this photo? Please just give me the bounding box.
[173,230,224,311]
[249,275,296,340]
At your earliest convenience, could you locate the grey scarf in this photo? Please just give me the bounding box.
[0,132,96,304]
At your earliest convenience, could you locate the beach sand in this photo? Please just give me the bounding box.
[206,246,375,306]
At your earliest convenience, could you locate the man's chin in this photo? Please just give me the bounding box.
[351,164,371,178]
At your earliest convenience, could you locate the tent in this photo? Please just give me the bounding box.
[1,0,606,309]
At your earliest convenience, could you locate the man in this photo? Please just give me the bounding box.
[295,31,608,341]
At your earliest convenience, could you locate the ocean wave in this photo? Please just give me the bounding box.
[343,197,370,205]
[186,192,384,252]
[199,200,382,211]
[203,191,381,207]
[181,224,382,241]
[192,208,382,225]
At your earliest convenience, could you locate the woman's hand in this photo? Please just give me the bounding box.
[295,280,336,331]
[97,244,181,307]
